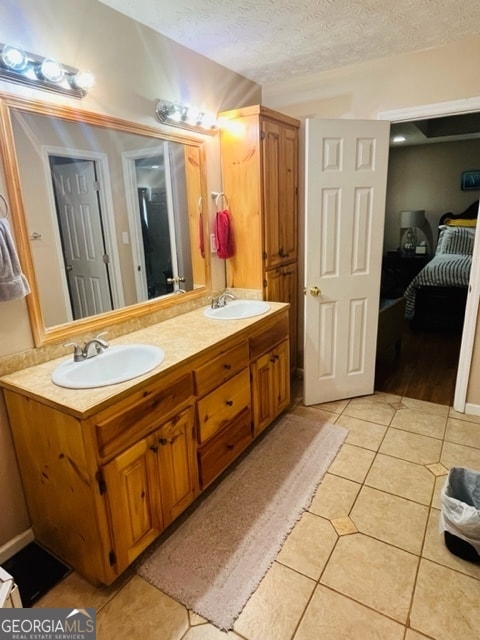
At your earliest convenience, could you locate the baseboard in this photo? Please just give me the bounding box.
[464,403,480,417]
[0,529,34,565]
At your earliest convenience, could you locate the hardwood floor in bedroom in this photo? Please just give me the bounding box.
[374,320,462,406]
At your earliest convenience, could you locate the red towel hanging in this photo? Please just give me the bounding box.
[215,194,235,259]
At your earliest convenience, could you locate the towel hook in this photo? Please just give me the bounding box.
[0,193,9,219]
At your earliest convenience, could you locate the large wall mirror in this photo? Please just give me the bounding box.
[0,95,211,346]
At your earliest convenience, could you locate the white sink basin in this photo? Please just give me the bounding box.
[204,299,270,320]
[51,344,165,389]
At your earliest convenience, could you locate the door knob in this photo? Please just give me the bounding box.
[305,285,321,297]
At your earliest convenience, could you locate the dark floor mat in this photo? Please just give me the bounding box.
[3,542,71,606]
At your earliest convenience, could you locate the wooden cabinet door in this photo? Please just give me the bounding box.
[272,339,290,414]
[103,436,163,573]
[251,350,275,436]
[262,119,298,270]
[265,265,297,372]
[251,339,291,437]
[153,407,198,526]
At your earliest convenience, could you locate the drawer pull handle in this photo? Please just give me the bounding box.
[158,438,168,446]
[224,363,232,370]
[150,444,159,453]
[226,400,234,406]
[226,443,234,450]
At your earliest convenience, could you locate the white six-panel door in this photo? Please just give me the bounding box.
[304,119,390,405]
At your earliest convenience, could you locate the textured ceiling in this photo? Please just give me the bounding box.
[99,0,480,85]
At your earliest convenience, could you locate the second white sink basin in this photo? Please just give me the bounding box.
[204,299,270,320]
[51,344,165,389]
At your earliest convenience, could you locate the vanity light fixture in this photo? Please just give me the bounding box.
[0,43,95,98]
[155,99,218,135]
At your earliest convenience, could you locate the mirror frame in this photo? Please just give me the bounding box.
[0,93,211,347]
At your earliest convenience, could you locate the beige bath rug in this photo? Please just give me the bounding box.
[135,412,347,630]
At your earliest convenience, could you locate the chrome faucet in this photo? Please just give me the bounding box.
[211,292,236,308]
[65,332,110,362]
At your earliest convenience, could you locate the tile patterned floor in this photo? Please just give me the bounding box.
[36,389,480,639]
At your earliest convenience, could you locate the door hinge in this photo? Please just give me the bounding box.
[94,181,100,191]
[103,254,110,264]
[108,550,116,566]
[96,469,107,495]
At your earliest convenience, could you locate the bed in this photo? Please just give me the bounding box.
[404,201,478,332]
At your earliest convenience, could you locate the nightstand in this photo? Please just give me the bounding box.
[381,251,429,298]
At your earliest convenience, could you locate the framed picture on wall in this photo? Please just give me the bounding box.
[461,170,480,190]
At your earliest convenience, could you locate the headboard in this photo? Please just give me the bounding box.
[439,200,479,226]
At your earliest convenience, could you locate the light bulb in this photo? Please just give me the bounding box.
[40,58,64,83]
[2,44,28,71]
[71,70,95,91]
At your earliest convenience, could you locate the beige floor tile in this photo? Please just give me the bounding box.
[316,398,350,413]
[422,508,480,580]
[425,462,448,477]
[97,575,188,640]
[309,473,361,519]
[233,562,315,640]
[445,417,480,449]
[350,486,428,554]
[379,428,442,465]
[391,407,447,439]
[432,475,446,509]
[327,444,375,483]
[331,516,357,536]
[335,414,387,451]
[35,570,134,610]
[189,612,208,626]
[405,630,433,640]
[320,533,418,623]
[291,404,338,424]
[449,408,480,424]
[183,624,242,639]
[343,397,396,425]
[365,453,434,505]
[277,512,337,580]
[441,441,480,470]
[371,391,402,404]
[293,584,405,640]
[401,397,450,417]
[410,559,480,640]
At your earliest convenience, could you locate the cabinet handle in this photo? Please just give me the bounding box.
[225,400,234,406]
[226,443,234,450]
[270,354,280,363]
[279,248,289,258]
[224,363,232,370]
[158,438,168,446]
[150,444,159,453]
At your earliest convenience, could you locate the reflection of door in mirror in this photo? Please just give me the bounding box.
[9,106,208,334]
[50,156,114,319]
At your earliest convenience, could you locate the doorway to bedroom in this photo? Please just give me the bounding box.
[374,112,480,406]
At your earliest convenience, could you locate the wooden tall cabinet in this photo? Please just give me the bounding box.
[219,105,300,371]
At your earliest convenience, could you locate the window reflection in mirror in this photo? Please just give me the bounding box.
[7,105,208,335]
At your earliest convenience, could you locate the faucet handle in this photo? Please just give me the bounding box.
[63,342,84,361]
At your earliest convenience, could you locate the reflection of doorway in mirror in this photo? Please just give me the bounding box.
[50,156,114,320]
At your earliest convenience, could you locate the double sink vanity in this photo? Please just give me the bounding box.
[0,300,290,585]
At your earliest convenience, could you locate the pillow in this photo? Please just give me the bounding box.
[436,225,475,255]
[443,218,477,227]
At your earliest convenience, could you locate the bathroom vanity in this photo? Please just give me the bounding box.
[0,303,290,585]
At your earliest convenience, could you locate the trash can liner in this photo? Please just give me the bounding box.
[439,466,480,554]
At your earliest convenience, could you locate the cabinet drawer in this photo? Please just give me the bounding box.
[197,407,252,489]
[95,372,194,459]
[194,340,249,397]
[196,369,250,444]
[249,312,289,359]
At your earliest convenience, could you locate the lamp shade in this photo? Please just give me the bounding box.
[400,209,426,229]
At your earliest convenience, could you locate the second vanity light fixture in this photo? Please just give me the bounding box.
[0,43,95,98]
[155,99,218,134]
